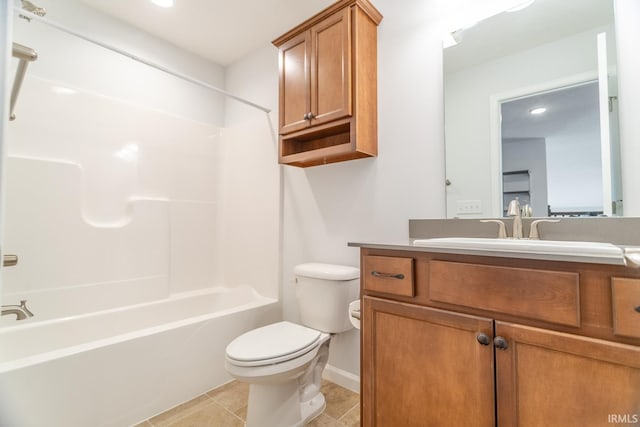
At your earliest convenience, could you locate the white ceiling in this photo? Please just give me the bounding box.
[443,0,614,141]
[77,0,334,66]
[501,81,600,139]
[444,0,614,74]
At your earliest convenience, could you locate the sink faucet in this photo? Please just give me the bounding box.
[1,300,34,320]
[507,198,523,239]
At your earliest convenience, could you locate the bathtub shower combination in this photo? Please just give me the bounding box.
[0,287,278,426]
[0,2,278,426]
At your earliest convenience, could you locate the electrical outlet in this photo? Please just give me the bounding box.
[456,200,482,215]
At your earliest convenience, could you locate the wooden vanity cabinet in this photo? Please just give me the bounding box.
[272,0,382,167]
[359,249,640,427]
[362,296,496,427]
[495,322,640,426]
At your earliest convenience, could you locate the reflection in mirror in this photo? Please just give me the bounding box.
[443,0,620,218]
[501,81,613,217]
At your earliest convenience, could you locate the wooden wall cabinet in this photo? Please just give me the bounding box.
[359,249,640,427]
[272,0,382,167]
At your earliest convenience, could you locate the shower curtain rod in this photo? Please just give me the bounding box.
[15,8,272,113]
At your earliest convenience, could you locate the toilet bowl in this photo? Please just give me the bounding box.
[226,321,331,426]
[224,263,360,427]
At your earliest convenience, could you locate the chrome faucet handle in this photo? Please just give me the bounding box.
[480,220,507,238]
[529,219,561,240]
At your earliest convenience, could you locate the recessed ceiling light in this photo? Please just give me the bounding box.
[530,107,547,115]
[151,0,173,8]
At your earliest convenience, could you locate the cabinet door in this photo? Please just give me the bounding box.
[309,7,352,126]
[495,321,640,427]
[362,296,495,427]
[278,31,311,135]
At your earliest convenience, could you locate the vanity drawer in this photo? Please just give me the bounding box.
[363,255,414,297]
[429,260,580,327]
[612,277,640,339]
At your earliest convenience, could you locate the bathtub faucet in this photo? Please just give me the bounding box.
[1,299,34,320]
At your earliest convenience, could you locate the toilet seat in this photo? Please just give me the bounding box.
[226,321,322,367]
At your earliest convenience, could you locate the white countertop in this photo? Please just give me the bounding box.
[349,239,640,267]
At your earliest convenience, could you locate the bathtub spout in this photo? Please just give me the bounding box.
[1,300,34,320]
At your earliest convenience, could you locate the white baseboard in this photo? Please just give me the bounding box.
[322,364,360,394]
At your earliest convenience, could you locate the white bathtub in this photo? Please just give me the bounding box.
[0,286,279,427]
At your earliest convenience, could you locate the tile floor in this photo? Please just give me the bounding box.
[135,380,360,427]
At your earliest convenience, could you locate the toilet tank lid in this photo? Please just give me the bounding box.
[294,263,360,281]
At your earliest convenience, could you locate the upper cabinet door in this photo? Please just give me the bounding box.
[279,31,312,135]
[310,7,352,126]
[273,0,381,166]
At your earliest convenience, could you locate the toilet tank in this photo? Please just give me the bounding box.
[294,263,360,333]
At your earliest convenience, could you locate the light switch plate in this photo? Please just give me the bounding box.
[456,200,482,215]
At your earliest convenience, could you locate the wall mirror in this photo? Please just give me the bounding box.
[443,0,621,218]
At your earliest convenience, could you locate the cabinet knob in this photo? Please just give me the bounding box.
[493,336,509,350]
[635,306,640,313]
[303,112,315,121]
[476,333,491,346]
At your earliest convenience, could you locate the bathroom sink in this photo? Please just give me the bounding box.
[412,237,625,261]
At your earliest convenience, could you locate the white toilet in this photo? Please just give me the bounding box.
[225,263,360,427]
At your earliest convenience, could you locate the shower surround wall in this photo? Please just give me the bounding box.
[4,0,227,314]
[2,73,221,322]
[2,0,280,320]
[0,3,282,425]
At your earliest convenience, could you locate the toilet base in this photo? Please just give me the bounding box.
[300,392,326,425]
[245,383,325,427]
[242,338,330,427]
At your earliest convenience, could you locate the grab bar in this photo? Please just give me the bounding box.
[10,42,38,121]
